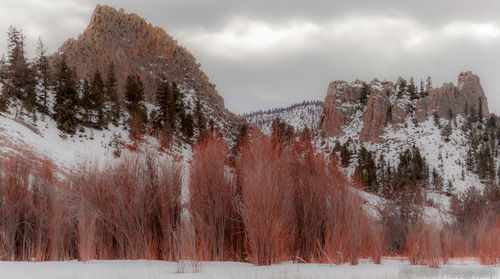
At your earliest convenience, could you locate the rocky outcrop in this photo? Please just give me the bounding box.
[52,4,241,136]
[319,71,491,143]
[416,71,489,122]
[317,81,364,137]
[391,101,407,125]
[359,91,391,143]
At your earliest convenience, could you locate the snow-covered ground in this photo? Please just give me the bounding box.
[0,259,497,279]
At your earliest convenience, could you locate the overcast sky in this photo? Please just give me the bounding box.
[0,0,499,114]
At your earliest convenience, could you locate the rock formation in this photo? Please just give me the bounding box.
[359,90,392,143]
[317,80,364,137]
[319,71,490,143]
[52,4,240,136]
[417,71,489,122]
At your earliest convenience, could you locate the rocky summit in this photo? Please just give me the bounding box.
[318,71,489,143]
[53,4,240,137]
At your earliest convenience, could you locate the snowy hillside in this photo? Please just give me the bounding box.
[0,98,193,172]
[243,100,322,134]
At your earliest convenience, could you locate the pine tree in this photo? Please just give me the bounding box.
[425,76,432,95]
[419,79,425,98]
[90,70,106,128]
[53,55,78,134]
[124,75,147,139]
[441,121,452,142]
[6,26,27,100]
[24,63,37,122]
[105,62,120,125]
[397,79,407,98]
[35,38,51,115]
[194,98,206,135]
[340,139,352,167]
[356,146,378,192]
[79,79,92,125]
[487,115,497,128]
[408,77,417,100]
[152,77,171,133]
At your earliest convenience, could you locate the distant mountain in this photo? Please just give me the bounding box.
[243,100,323,134]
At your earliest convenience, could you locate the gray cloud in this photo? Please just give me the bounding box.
[0,0,498,114]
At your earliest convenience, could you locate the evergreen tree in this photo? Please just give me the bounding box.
[408,77,417,100]
[79,79,92,125]
[486,115,497,128]
[340,139,352,167]
[194,98,206,135]
[441,121,452,142]
[425,76,432,94]
[180,110,194,140]
[105,62,120,125]
[419,79,425,98]
[53,55,78,134]
[24,63,37,122]
[152,77,172,133]
[356,146,378,192]
[5,26,27,100]
[397,79,407,98]
[35,38,51,114]
[124,75,147,139]
[90,70,106,128]
[271,116,293,145]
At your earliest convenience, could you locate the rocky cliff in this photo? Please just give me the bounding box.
[318,71,490,142]
[52,4,240,137]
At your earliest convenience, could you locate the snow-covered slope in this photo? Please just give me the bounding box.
[243,101,322,134]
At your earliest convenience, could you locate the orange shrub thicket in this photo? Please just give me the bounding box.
[189,134,241,261]
[0,132,499,266]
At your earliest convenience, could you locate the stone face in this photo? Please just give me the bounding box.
[318,82,345,137]
[317,81,363,137]
[391,102,407,125]
[318,71,490,143]
[52,4,241,135]
[359,92,391,143]
[416,71,489,122]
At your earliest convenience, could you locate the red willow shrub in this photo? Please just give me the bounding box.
[0,157,69,261]
[477,219,500,265]
[189,134,241,261]
[237,131,296,265]
[70,153,182,261]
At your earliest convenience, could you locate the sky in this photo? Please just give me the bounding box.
[0,0,499,114]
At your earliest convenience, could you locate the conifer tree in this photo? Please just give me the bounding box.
[53,55,78,134]
[124,75,147,139]
[105,62,120,125]
[356,146,378,192]
[79,79,92,125]
[425,76,432,94]
[340,139,352,167]
[194,98,206,134]
[24,63,37,122]
[6,26,27,100]
[90,70,105,128]
[408,77,417,100]
[419,79,425,98]
[35,38,51,114]
[152,77,171,133]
